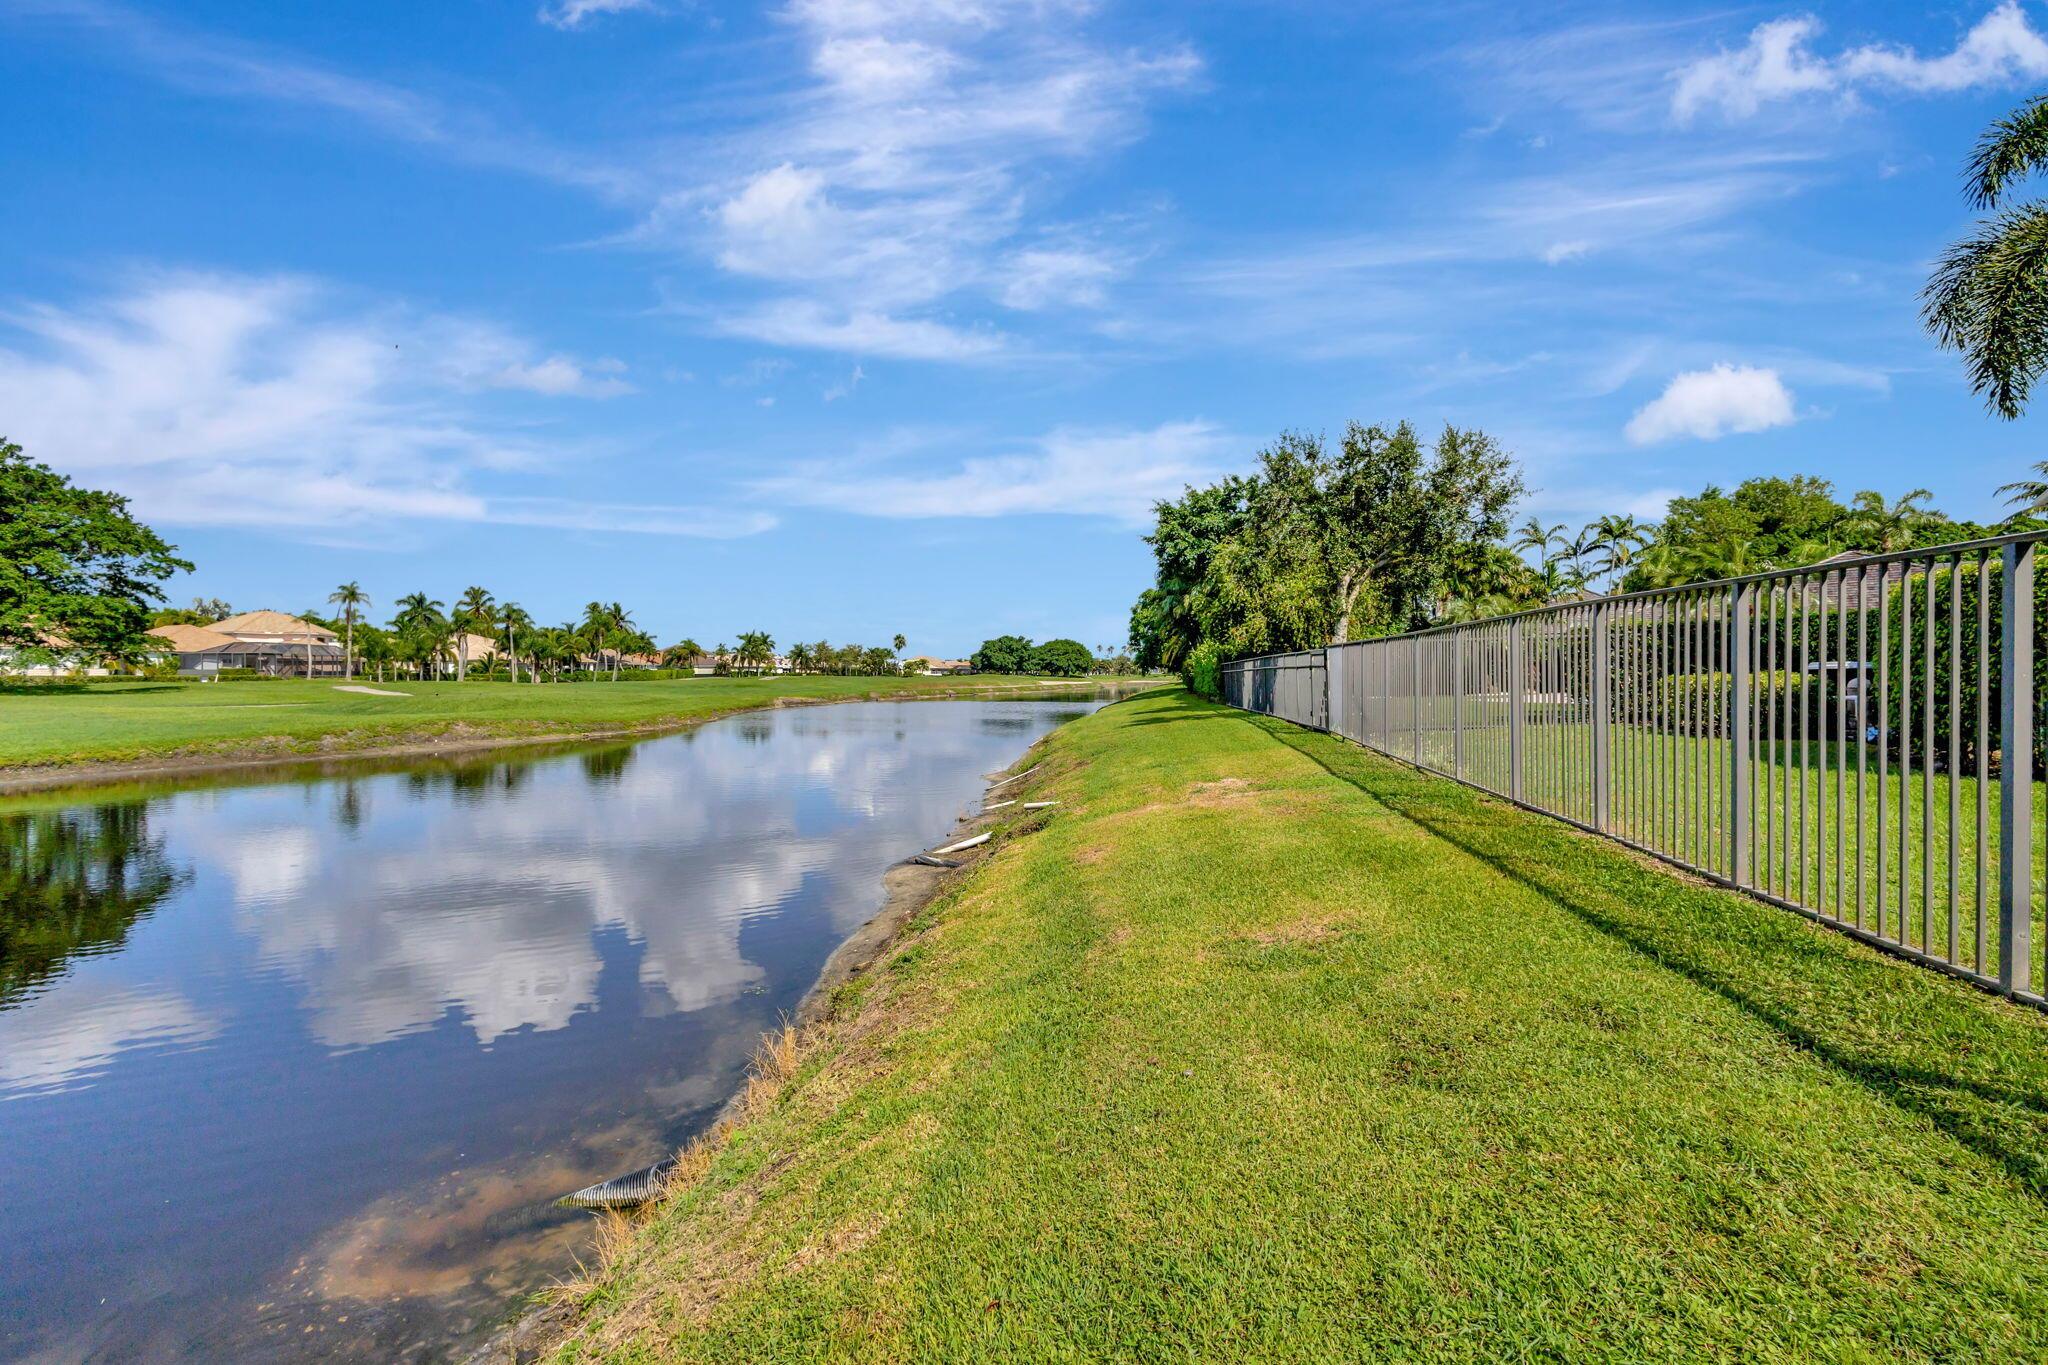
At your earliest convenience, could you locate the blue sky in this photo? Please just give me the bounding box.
[3,0,2045,655]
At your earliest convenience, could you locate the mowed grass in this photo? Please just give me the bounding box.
[0,675,1122,772]
[1396,719,2047,981]
[556,686,2048,1364]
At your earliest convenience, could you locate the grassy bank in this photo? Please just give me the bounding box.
[0,675,1130,777]
[555,686,2048,1363]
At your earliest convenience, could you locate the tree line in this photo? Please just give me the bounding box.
[1131,423,2034,697]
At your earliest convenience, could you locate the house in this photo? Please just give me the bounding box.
[0,630,117,677]
[149,611,345,678]
[904,655,974,675]
[451,632,499,673]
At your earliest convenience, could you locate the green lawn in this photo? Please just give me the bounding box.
[556,686,2048,1363]
[0,675,1130,773]
[1389,717,2044,983]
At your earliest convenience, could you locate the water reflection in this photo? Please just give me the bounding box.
[0,699,1097,1361]
[0,804,187,1007]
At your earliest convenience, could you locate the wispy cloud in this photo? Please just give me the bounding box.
[1673,3,2048,124]
[0,271,761,536]
[7,0,639,197]
[753,419,1236,524]
[713,299,1008,361]
[537,0,657,30]
[635,0,1198,357]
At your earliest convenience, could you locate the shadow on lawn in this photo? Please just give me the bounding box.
[1239,710,2048,1203]
[0,681,183,696]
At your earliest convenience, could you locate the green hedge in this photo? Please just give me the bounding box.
[1879,557,2042,771]
[1653,671,1838,738]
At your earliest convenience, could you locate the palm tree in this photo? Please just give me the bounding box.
[452,585,494,682]
[736,630,775,674]
[391,593,445,679]
[327,582,369,680]
[1924,94,2048,417]
[529,627,568,683]
[1589,515,1649,589]
[392,592,443,633]
[355,625,395,683]
[1847,489,1933,553]
[1513,518,1564,558]
[1560,527,1599,590]
[787,642,814,674]
[1694,534,1763,580]
[498,602,532,685]
[891,633,907,656]
[1997,459,2048,521]
[1632,540,1687,590]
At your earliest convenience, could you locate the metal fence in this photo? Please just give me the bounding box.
[1220,531,2046,1010]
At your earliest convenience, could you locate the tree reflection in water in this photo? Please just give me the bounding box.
[0,805,187,1008]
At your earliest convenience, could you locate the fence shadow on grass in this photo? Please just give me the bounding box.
[1242,709,2048,1203]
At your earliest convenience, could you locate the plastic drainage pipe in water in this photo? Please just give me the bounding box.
[563,1157,677,1210]
[929,831,991,856]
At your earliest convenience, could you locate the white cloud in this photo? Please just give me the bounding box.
[998,246,1119,309]
[1673,4,2048,123]
[1541,239,1592,265]
[1625,364,1797,444]
[812,34,953,98]
[538,0,656,29]
[715,299,1007,361]
[658,0,1197,354]
[755,419,1235,523]
[823,364,866,401]
[18,0,637,197]
[0,271,758,536]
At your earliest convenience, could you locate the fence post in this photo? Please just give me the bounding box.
[2001,542,2035,996]
[1411,639,1423,763]
[1730,583,1753,887]
[1592,602,1611,832]
[1452,636,1465,779]
[1508,618,1525,802]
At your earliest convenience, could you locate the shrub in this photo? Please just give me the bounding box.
[1653,671,1838,738]
[1879,557,2043,771]
[1183,639,1224,699]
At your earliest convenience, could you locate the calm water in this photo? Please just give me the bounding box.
[0,699,1099,1362]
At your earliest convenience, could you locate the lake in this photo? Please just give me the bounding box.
[0,698,1102,1361]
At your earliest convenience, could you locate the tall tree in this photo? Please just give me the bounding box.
[391,593,446,679]
[1589,514,1649,588]
[1924,93,2048,417]
[1,439,191,665]
[1512,518,1564,558]
[327,582,368,680]
[972,635,1035,673]
[452,585,494,682]
[736,630,775,674]
[499,601,532,684]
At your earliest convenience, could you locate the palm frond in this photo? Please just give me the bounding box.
[1967,95,2048,209]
